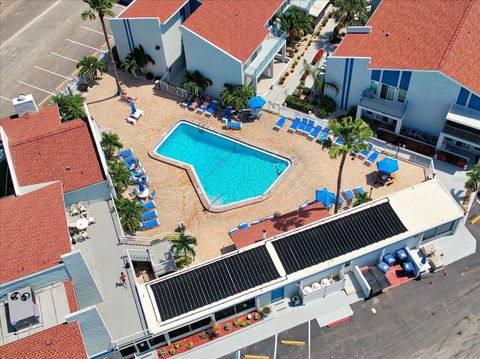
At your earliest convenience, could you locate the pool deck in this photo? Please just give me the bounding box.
[86,74,426,263]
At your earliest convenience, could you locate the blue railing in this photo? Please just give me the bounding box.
[245,28,286,79]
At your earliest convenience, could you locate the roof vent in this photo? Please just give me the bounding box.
[347,26,372,34]
[12,94,38,117]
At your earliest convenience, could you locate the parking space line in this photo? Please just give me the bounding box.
[308,320,311,359]
[49,52,78,63]
[65,38,107,52]
[0,96,12,102]
[34,66,73,80]
[273,334,278,359]
[80,26,113,37]
[17,81,55,96]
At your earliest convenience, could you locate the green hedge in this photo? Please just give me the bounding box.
[319,95,337,113]
[285,95,314,113]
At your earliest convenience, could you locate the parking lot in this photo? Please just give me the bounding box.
[0,0,124,117]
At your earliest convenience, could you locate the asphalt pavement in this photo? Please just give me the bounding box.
[0,0,124,117]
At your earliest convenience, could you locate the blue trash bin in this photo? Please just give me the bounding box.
[396,248,408,261]
[383,253,396,266]
[377,261,390,274]
[402,261,414,272]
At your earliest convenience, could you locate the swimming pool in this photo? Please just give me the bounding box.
[152,121,291,211]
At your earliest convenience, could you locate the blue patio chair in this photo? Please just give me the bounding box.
[226,120,242,130]
[288,117,301,132]
[342,188,355,201]
[140,218,160,230]
[274,116,288,130]
[239,222,249,230]
[354,186,365,195]
[384,253,396,266]
[118,148,134,158]
[297,118,308,133]
[142,200,156,211]
[205,100,217,117]
[222,106,233,121]
[308,124,322,139]
[377,261,390,274]
[304,119,315,134]
[141,210,158,220]
[364,150,380,165]
[357,142,373,158]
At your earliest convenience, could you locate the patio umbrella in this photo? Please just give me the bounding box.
[248,96,266,109]
[315,188,335,208]
[130,99,137,114]
[376,158,399,175]
[138,182,145,193]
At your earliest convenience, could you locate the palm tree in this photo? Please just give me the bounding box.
[220,83,255,110]
[181,70,212,96]
[108,158,131,194]
[352,191,372,207]
[278,6,313,43]
[464,164,480,205]
[334,0,369,27]
[100,131,123,159]
[120,45,155,76]
[327,116,373,214]
[303,61,339,96]
[82,0,122,94]
[50,94,85,122]
[77,56,108,84]
[169,230,197,267]
[115,197,143,233]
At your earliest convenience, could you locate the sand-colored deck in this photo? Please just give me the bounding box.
[86,74,426,262]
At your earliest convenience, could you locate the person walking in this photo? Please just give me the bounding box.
[119,272,127,289]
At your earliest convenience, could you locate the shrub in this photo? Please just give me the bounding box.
[297,55,301,60]
[186,342,194,349]
[285,95,314,113]
[199,331,208,340]
[290,69,294,73]
[233,319,242,327]
[241,320,248,327]
[145,72,154,80]
[254,313,261,320]
[299,79,305,86]
[169,348,176,355]
[285,72,289,77]
[294,48,299,53]
[174,342,181,349]
[245,320,252,326]
[159,349,167,357]
[319,95,337,113]
[294,60,299,66]
[279,76,286,85]
[317,108,329,118]
[224,323,232,331]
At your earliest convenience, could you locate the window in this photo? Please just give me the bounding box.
[119,346,136,357]
[148,335,166,347]
[214,306,236,321]
[344,261,351,267]
[398,88,407,103]
[190,317,211,331]
[214,298,256,321]
[423,227,437,241]
[168,325,190,340]
[437,221,455,235]
[179,6,186,23]
[136,341,150,353]
[370,80,378,94]
[380,84,395,101]
[234,298,255,314]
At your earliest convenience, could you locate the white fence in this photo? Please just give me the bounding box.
[154,72,189,99]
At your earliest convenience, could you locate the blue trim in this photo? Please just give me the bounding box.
[344,58,355,110]
[340,59,349,109]
[382,70,400,87]
[126,19,135,48]
[123,20,133,52]
[399,71,412,91]
[468,94,480,112]
[371,70,381,82]
[457,87,470,106]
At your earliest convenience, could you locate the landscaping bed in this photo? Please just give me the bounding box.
[156,311,263,357]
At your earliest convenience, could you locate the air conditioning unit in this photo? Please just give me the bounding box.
[12,94,38,117]
[7,286,40,331]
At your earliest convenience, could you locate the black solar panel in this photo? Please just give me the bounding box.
[272,202,407,275]
[150,246,280,320]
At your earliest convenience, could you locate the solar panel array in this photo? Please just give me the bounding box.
[272,202,407,274]
[150,246,280,320]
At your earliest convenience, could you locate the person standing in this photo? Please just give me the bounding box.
[119,272,127,289]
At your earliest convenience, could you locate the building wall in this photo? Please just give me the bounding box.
[181,27,243,98]
[161,12,185,75]
[63,181,111,208]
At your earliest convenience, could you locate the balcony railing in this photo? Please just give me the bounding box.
[359,94,408,120]
[244,28,286,79]
[289,0,316,11]
[443,124,480,145]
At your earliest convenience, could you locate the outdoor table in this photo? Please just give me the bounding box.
[137,188,150,199]
[75,218,89,231]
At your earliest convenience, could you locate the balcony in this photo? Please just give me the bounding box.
[443,124,480,145]
[289,0,330,17]
[359,94,408,120]
[244,28,286,80]
[442,103,480,145]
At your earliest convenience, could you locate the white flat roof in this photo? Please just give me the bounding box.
[446,103,480,131]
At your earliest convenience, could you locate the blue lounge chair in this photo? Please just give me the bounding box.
[226,120,242,130]
[131,168,145,177]
[354,186,365,195]
[181,97,192,108]
[274,116,288,130]
[205,100,217,117]
[222,106,233,121]
[141,210,158,220]
[342,188,355,201]
[288,117,301,132]
[308,124,322,139]
[123,156,137,165]
[127,160,141,171]
[118,148,133,158]
[229,227,239,234]
[197,101,209,113]
[142,200,156,211]
[297,118,308,133]
[252,219,261,225]
[365,150,380,165]
[304,119,315,134]
[239,222,249,230]
[334,194,345,206]
[316,128,329,143]
[335,137,344,146]
[357,142,373,158]
[140,218,160,229]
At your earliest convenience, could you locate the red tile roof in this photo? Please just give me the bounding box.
[119,0,187,23]
[182,0,285,63]
[0,322,88,359]
[0,182,71,284]
[0,104,105,192]
[230,201,330,249]
[334,0,480,94]
[64,280,79,313]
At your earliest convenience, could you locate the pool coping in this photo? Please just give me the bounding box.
[148,120,294,213]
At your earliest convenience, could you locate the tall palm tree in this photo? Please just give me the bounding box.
[169,230,197,267]
[77,56,108,84]
[50,94,85,122]
[352,191,372,207]
[303,61,339,96]
[220,83,255,111]
[108,158,131,194]
[120,45,155,76]
[115,198,143,233]
[100,131,123,159]
[334,0,369,27]
[464,164,480,205]
[181,70,212,96]
[82,0,122,94]
[327,117,373,214]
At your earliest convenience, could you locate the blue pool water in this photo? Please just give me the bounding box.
[155,122,290,206]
